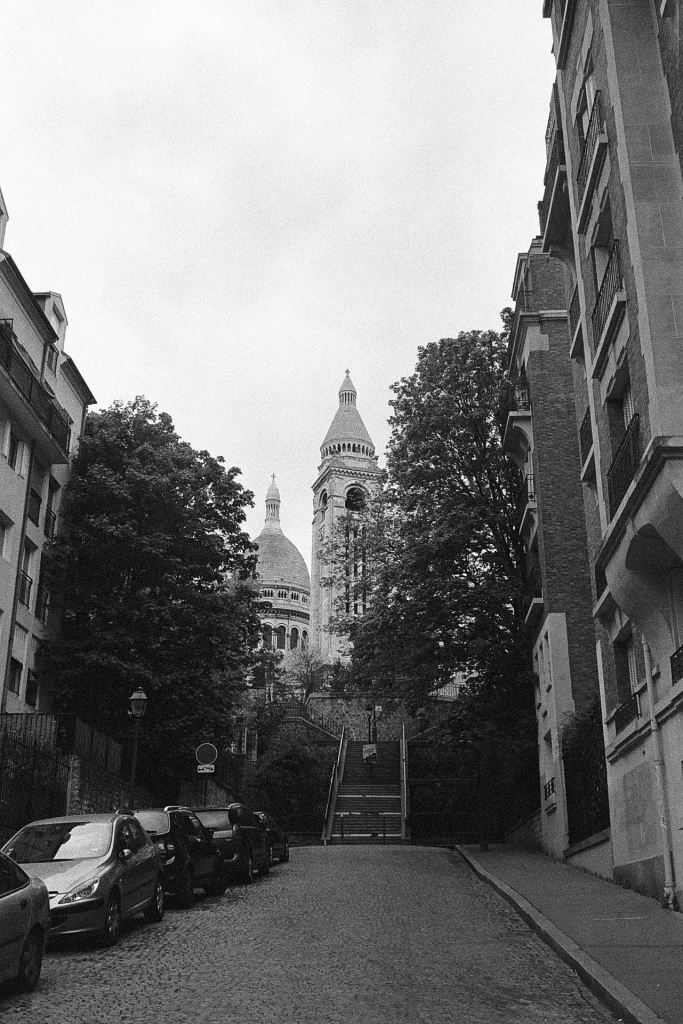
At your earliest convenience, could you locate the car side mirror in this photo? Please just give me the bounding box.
[204,828,214,838]
[118,847,133,861]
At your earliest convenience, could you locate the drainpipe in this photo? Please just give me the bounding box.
[642,638,677,909]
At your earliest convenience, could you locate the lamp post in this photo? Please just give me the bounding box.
[128,686,148,798]
[365,703,373,743]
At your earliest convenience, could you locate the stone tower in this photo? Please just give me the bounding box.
[310,372,382,662]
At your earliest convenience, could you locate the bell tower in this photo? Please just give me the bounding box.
[310,372,382,662]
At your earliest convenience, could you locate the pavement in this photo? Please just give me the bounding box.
[456,844,683,1024]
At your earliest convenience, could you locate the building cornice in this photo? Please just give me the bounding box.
[0,251,58,345]
[61,354,96,406]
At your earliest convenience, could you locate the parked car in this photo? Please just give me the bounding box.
[254,812,289,866]
[135,806,228,906]
[191,804,269,884]
[1,811,164,947]
[0,850,50,991]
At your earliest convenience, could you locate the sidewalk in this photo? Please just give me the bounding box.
[456,844,683,1024]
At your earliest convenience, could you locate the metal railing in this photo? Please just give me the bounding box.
[671,644,683,685]
[563,702,610,845]
[18,571,32,607]
[591,240,623,347]
[27,489,42,526]
[538,131,565,235]
[280,700,336,735]
[577,91,603,201]
[568,285,580,338]
[579,407,593,465]
[607,414,640,517]
[0,320,71,453]
[543,776,556,800]
[525,473,536,503]
[614,692,640,734]
[504,380,530,414]
[322,726,346,843]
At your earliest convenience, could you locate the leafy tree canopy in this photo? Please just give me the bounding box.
[43,397,262,795]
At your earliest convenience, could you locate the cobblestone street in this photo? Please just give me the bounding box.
[1,846,615,1024]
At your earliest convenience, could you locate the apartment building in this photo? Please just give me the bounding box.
[503,239,606,863]
[0,187,95,714]
[538,0,683,904]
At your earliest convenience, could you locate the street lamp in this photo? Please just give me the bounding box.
[128,686,147,796]
[365,703,374,743]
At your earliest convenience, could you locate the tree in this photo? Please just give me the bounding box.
[43,397,263,796]
[250,732,334,829]
[324,329,538,829]
[281,647,330,701]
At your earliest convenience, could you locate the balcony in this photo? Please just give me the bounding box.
[18,571,33,608]
[568,286,583,359]
[576,93,608,232]
[607,414,640,518]
[43,508,56,540]
[502,379,533,465]
[27,489,41,527]
[520,473,538,540]
[543,776,556,801]
[0,320,71,460]
[614,692,640,734]
[591,241,626,378]
[538,131,570,249]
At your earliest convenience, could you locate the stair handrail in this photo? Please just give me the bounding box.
[322,725,347,844]
[400,721,410,842]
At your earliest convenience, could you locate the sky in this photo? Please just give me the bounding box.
[2,1,555,570]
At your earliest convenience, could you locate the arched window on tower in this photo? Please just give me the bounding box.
[262,624,273,649]
[302,630,308,649]
[290,627,299,650]
[276,625,286,649]
[345,486,366,512]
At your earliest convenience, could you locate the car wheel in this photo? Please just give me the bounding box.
[144,876,165,922]
[279,840,290,863]
[101,893,122,947]
[177,867,195,909]
[241,849,255,884]
[15,927,42,992]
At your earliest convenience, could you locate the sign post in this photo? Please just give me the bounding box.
[196,742,218,806]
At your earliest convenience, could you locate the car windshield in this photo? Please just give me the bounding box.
[135,811,170,837]
[4,822,112,863]
[194,809,231,830]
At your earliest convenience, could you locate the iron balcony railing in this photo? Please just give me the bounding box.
[27,488,41,527]
[0,320,71,453]
[538,131,566,236]
[525,473,536,503]
[508,380,530,412]
[607,413,640,517]
[614,692,640,734]
[577,92,603,201]
[591,240,623,348]
[543,776,556,800]
[671,643,683,685]
[43,508,57,540]
[579,407,593,465]
[568,286,580,338]
[18,571,33,608]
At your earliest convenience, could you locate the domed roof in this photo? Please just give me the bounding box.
[254,479,310,592]
[322,371,374,449]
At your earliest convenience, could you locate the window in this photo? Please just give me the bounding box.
[45,479,59,540]
[290,627,299,650]
[615,632,642,703]
[0,854,27,896]
[276,625,286,650]
[345,487,366,512]
[8,658,22,695]
[7,432,19,472]
[46,346,58,373]
[290,591,299,601]
[277,590,288,599]
[262,624,273,649]
[25,670,39,707]
[18,543,34,607]
[0,517,10,559]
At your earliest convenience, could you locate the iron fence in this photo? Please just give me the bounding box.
[579,407,593,465]
[591,239,622,346]
[614,692,640,734]
[563,704,610,846]
[577,91,602,200]
[0,730,69,841]
[607,413,640,517]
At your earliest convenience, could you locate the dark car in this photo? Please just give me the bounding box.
[254,812,289,866]
[0,851,50,990]
[2,811,164,947]
[191,804,269,884]
[135,806,228,906]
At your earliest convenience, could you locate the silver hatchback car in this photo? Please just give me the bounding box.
[2,811,164,946]
[0,850,50,990]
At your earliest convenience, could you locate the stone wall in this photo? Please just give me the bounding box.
[65,755,153,814]
[307,694,413,740]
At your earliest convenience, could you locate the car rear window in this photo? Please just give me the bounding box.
[3,822,112,862]
[135,811,171,837]
[194,809,231,830]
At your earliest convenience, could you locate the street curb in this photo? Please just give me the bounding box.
[454,845,668,1024]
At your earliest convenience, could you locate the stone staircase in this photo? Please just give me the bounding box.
[330,740,402,844]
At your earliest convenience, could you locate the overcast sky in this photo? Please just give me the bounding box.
[2,1,555,570]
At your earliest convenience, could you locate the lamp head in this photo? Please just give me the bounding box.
[129,686,148,718]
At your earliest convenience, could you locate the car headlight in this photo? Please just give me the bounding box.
[59,878,101,904]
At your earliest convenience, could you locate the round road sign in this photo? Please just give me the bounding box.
[195,742,218,765]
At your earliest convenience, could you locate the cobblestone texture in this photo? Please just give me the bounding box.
[1,846,616,1024]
